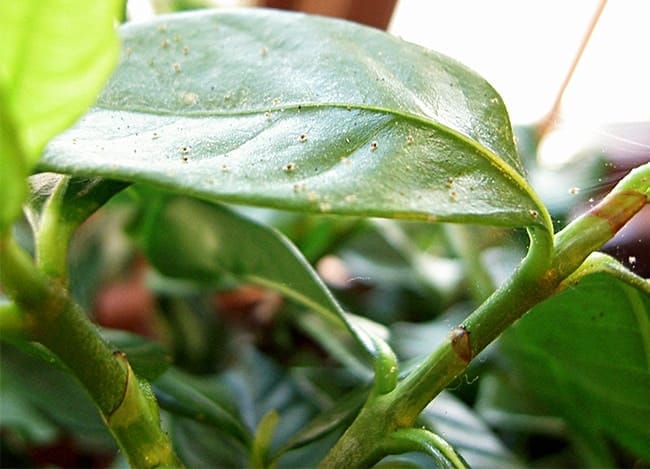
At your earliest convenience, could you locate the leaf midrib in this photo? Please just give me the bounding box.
[94,99,551,231]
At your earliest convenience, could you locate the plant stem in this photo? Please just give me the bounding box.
[0,235,182,467]
[553,164,649,279]
[380,428,469,468]
[319,226,554,468]
[322,162,649,467]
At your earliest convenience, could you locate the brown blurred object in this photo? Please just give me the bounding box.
[262,0,397,30]
[214,284,283,327]
[94,256,155,337]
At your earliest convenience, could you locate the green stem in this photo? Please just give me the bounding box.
[32,176,130,281]
[322,163,649,467]
[380,428,469,469]
[319,226,555,468]
[0,235,181,467]
[553,164,649,280]
[35,176,75,280]
[1,234,125,412]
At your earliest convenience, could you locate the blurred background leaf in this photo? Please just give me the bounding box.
[498,262,650,464]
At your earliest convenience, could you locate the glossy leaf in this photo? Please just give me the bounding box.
[141,194,393,371]
[0,1,121,165]
[41,9,549,231]
[499,258,650,460]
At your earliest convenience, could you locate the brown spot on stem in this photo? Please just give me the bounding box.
[450,326,472,363]
[587,190,646,234]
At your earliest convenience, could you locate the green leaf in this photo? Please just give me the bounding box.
[154,368,251,447]
[276,386,367,454]
[0,342,115,449]
[0,113,27,230]
[250,410,280,468]
[0,1,121,231]
[41,9,549,231]
[140,193,394,374]
[25,174,129,277]
[26,174,130,236]
[499,257,650,460]
[0,1,121,164]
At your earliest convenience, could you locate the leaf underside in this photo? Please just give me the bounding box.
[500,270,650,460]
[41,8,547,230]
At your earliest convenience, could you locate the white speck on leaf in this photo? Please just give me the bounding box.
[180,91,199,105]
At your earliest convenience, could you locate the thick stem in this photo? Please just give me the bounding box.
[0,235,181,467]
[322,163,649,467]
[319,227,555,468]
[1,235,125,413]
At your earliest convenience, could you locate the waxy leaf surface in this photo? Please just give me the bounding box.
[41,9,548,230]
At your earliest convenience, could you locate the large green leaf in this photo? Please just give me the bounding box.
[41,8,548,230]
[0,1,121,164]
[139,193,391,373]
[499,256,650,460]
[0,1,121,229]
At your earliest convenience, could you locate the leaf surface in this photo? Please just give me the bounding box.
[499,260,650,460]
[41,9,548,230]
[0,1,120,164]
[0,0,120,229]
[140,194,392,371]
